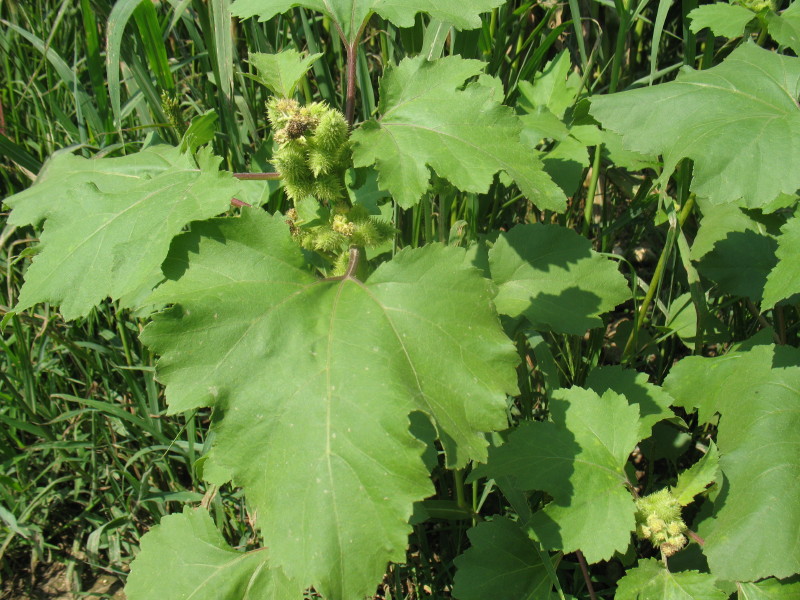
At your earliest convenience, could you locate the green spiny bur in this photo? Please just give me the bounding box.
[268,97,350,203]
[634,489,688,557]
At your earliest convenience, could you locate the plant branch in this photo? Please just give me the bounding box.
[686,529,705,546]
[233,172,281,180]
[345,42,358,126]
[575,550,598,600]
[344,18,370,126]
[343,247,360,279]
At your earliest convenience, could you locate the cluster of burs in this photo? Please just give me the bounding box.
[268,97,393,272]
[634,489,688,558]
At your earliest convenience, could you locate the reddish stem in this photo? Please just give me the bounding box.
[345,42,357,126]
[687,529,705,546]
[233,172,281,180]
[576,550,598,600]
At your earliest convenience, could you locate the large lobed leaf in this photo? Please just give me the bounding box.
[590,44,800,208]
[664,345,800,581]
[141,209,518,599]
[584,365,675,436]
[615,558,727,600]
[231,0,504,44]
[351,56,565,210]
[688,3,756,39]
[488,224,629,334]
[4,146,238,320]
[125,508,298,599]
[475,387,642,563]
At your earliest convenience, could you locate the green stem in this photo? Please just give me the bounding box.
[453,469,467,509]
[623,195,694,361]
[582,145,603,237]
[609,2,631,93]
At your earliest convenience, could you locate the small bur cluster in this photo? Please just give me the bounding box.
[269,97,394,274]
[634,489,688,558]
[285,205,395,273]
[268,98,349,203]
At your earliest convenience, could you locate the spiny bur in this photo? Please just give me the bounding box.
[634,489,688,558]
[268,97,349,203]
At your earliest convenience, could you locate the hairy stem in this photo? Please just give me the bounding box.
[343,247,360,279]
[233,172,281,180]
[576,550,598,600]
[345,42,358,126]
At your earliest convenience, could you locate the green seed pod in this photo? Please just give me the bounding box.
[267,97,300,130]
[332,250,351,275]
[312,227,347,253]
[268,97,350,206]
[284,181,314,203]
[312,109,349,154]
[307,147,336,177]
[272,146,312,182]
[312,174,344,204]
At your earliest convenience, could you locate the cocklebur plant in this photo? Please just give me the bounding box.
[3,1,800,599]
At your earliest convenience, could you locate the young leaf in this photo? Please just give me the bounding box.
[475,388,642,563]
[230,0,505,45]
[671,441,719,506]
[141,209,518,598]
[125,507,298,600]
[615,558,727,600]
[665,346,800,581]
[688,4,756,38]
[180,111,219,154]
[762,215,800,308]
[452,517,555,600]
[590,44,800,208]
[517,51,581,119]
[248,49,323,97]
[351,56,565,210]
[584,365,675,436]
[488,224,629,334]
[4,146,238,320]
